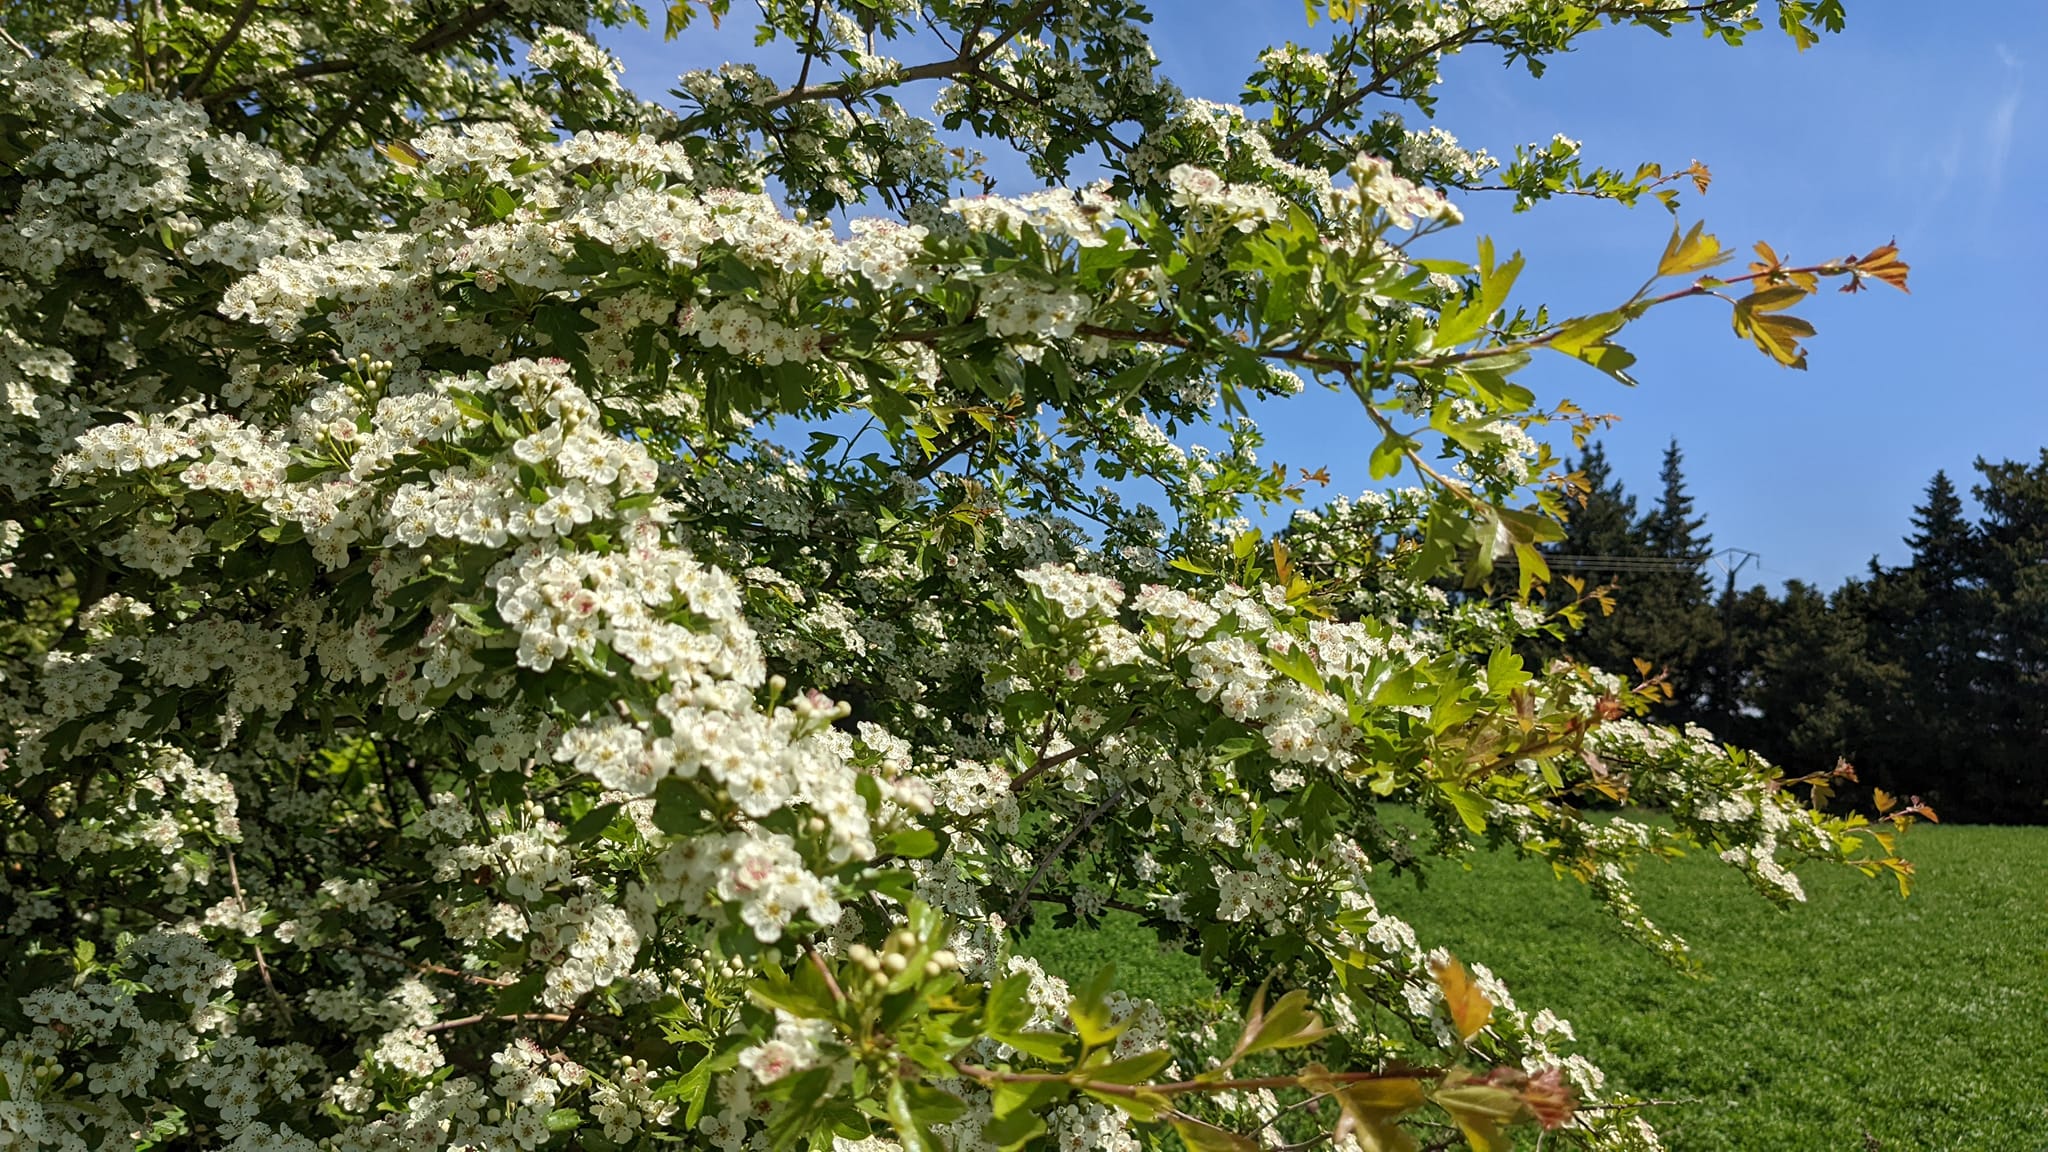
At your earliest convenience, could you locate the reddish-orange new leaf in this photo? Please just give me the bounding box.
[1519,1067,1576,1130]
[1846,242,1911,293]
[1429,955,1493,1043]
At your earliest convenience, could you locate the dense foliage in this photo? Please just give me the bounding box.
[1549,448,2048,824]
[0,2,1924,1151]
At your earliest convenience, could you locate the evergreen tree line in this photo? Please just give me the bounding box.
[1539,442,2048,824]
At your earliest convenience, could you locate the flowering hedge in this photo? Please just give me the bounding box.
[0,2,1923,1151]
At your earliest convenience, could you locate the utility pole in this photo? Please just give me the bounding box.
[1712,548,1761,726]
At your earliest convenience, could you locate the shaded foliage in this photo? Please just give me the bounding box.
[1546,453,2048,823]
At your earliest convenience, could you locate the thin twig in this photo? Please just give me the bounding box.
[201,0,511,106]
[763,0,1056,110]
[424,1012,571,1034]
[1005,786,1122,925]
[809,949,846,1003]
[224,845,292,1023]
[336,943,519,987]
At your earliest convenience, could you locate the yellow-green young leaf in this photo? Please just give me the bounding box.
[1369,433,1415,480]
[1447,1110,1509,1152]
[1741,284,1808,313]
[1323,1078,1427,1152]
[885,1079,943,1152]
[1243,988,1332,1055]
[1434,1075,1525,1152]
[1069,964,1126,1049]
[1084,1048,1173,1085]
[1080,1086,1165,1122]
[378,140,425,168]
[978,1108,1045,1152]
[1657,220,1730,278]
[1428,955,1494,1043]
[1265,645,1326,694]
[1565,339,1638,387]
[1171,1116,1260,1152]
[1513,542,1548,599]
[1438,783,1488,836]
[1546,311,1625,357]
[1731,298,1817,368]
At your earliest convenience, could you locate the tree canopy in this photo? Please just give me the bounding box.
[0,2,1923,1151]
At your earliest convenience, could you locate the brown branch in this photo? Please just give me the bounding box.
[423,1012,571,1034]
[181,0,261,98]
[201,0,512,107]
[224,845,292,1023]
[1008,741,1085,793]
[793,0,826,93]
[955,1063,1443,1098]
[1005,786,1122,925]
[1271,1,1746,159]
[763,0,1057,111]
[337,943,519,987]
[809,949,846,1003]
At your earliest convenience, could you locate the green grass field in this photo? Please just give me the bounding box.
[1023,824,2048,1151]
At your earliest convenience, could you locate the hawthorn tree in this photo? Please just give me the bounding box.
[0,2,1922,1151]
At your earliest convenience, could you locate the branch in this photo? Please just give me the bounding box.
[336,943,519,987]
[201,0,512,106]
[955,1063,1443,1098]
[181,0,261,98]
[1005,786,1122,925]
[763,0,1057,111]
[224,845,292,1023]
[423,1012,571,1034]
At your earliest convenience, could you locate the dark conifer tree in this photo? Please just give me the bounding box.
[1967,453,2048,821]
[1628,441,1721,721]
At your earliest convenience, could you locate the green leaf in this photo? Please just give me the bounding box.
[986,974,1071,1061]
[980,1107,1048,1152]
[767,1068,836,1152]
[1068,964,1125,1049]
[1171,1116,1260,1152]
[1369,433,1416,480]
[1242,988,1331,1055]
[1439,783,1489,835]
[566,801,623,845]
[885,1078,945,1152]
[878,828,940,859]
[1433,244,1522,350]
[1084,1048,1172,1085]
[1265,644,1325,693]
[493,969,545,1015]
[1484,648,1530,694]
[672,1057,714,1128]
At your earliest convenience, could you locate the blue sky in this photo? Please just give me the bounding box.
[600,4,2045,591]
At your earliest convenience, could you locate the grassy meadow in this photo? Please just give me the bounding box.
[1023,823,2048,1151]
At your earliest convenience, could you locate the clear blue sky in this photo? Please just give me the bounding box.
[601,4,2045,591]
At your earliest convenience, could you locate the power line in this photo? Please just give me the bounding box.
[1503,548,1759,575]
